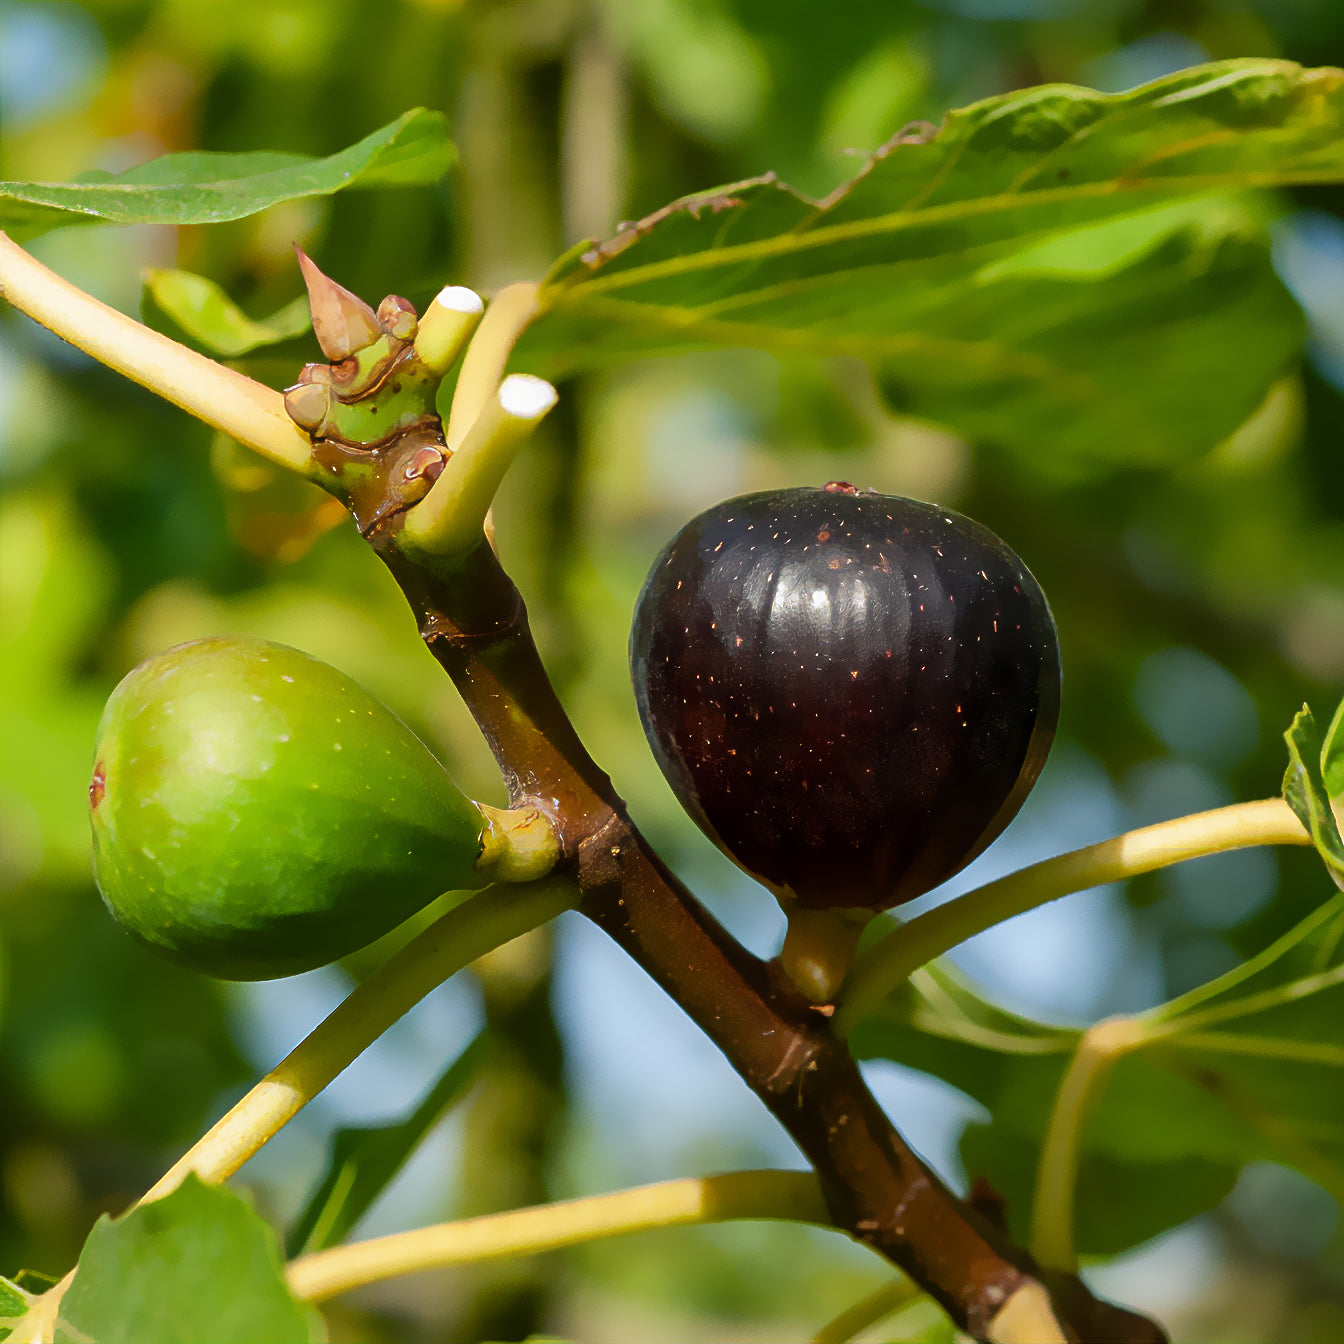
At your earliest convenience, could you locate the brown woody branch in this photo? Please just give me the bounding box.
[0,230,1162,1342]
[367,515,1164,1344]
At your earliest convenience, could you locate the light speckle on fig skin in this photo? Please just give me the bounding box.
[89,763,106,810]
[629,486,1060,913]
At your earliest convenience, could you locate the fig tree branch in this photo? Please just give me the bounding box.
[376,520,1163,1343]
[0,234,1165,1344]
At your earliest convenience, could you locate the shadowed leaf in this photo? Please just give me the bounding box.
[853,888,1344,1255]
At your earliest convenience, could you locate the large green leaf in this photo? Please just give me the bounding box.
[0,109,453,236]
[520,60,1344,473]
[55,1177,322,1343]
[853,887,1344,1255]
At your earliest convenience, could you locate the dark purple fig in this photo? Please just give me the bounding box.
[630,484,1060,929]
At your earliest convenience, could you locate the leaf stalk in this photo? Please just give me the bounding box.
[836,798,1311,1033]
[0,231,314,476]
[286,1169,827,1303]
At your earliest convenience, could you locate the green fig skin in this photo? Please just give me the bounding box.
[90,637,488,980]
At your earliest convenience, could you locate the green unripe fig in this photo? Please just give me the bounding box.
[89,637,492,980]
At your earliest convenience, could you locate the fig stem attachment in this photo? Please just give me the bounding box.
[779,906,872,1004]
[833,797,1311,1034]
[477,802,562,883]
[414,284,485,375]
[0,230,314,477]
[445,281,542,449]
[285,1169,827,1303]
[400,373,558,557]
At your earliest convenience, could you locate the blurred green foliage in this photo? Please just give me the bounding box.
[5,1,1344,1340]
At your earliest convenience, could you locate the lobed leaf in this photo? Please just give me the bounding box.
[0,109,453,236]
[55,1176,322,1343]
[520,60,1344,474]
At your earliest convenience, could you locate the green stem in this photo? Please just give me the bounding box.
[835,798,1309,1034]
[811,1278,920,1344]
[445,280,542,448]
[414,284,485,375]
[141,878,576,1202]
[402,373,558,556]
[1030,1018,1149,1273]
[0,231,314,476]
[285,1169,827,1303]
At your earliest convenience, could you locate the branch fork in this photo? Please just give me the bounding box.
[0,231,1168,1344]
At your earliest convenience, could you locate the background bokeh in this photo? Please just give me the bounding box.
[3,1,1344,1339]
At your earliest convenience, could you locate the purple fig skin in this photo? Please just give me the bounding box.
[630,485,1060,913]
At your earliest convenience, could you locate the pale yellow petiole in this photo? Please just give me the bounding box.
[286,1169,827,1303]
[142,878,577,1200]
[1029,1016,1148,1274]
[0,231,314,476]
[414,284,485,375]
[835,798,1311,1034]
[401,372,558,556]
[444,281,541,448]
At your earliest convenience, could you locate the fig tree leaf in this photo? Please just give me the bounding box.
[0,1277,29,1343]
[287,1031,487,1256]
[853,890,1344,1253]
[143,269,312,357]
[0,1278,26,1316]
[520,60,1344,474]
[55,1175,323,1343]
[959,1123,1239,1256]
[0,109,452,236]
[1283,705,1344,890]
[1322,694,1344,800]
